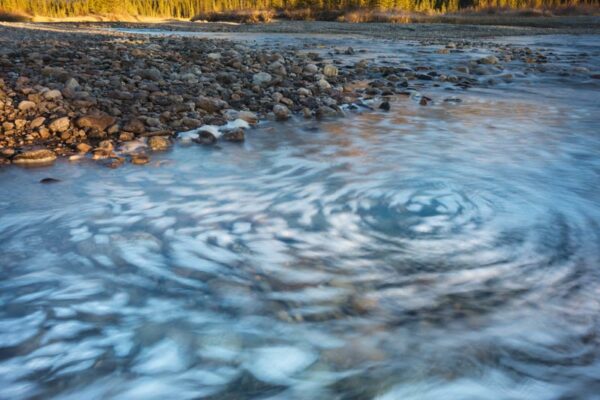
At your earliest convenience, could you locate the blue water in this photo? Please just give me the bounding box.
[0,34,599,399]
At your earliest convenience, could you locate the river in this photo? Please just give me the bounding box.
[0,32,599,399]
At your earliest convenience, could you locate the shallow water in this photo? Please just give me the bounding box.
[1,34,600,399]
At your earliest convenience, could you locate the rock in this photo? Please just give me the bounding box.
[304,64,318,75]
[273,104,290,120]
[40,177,60,184]
[12,149,57,166]
[119,132,135,141]
[49,117,70,133]
[131,153,150,165]
[145,117,160,127]
[123,119,145,134]
[141,68,162,81]
[379,101,390,111]
[268,61,287,76]
[197,131,218,145]
[18,100,36,112]
[148,136,171,151]
[316,106,339,118]
[15,119,26,130]
[92,148,113,160]
[298,88,311,96]
[193,129,219,145]
[323,64,338,77]
[238,111,258,125]
[253,72,272,86]
[76,114,116,132]
[318,79,331,91]
[223,128,245,142]
[30,116,46,129]
[479,55,499,65]
[197,96,227,113]
[455,66,469,74]
[98,140,114,151]
[207,52,221,61]
[43,89,62,101]
[356,59,369,69]
[64,78,80,91]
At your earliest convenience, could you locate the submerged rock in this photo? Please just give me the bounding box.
[223,128,245,142]
[148,136,171,151]
[273,104,290,120]
[12,149,57,166]
[40,177,61,184]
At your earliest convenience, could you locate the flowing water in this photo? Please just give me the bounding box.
[1,33,600,399]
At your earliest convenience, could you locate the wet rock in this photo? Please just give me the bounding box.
[223,128,245,142]
[76,143,93,153]
[456,66,470,74]
[479,55,499,65]
[192,126,221,145]
[12,149,57,166]
[238,111,258,125]
[40,177,60,184]
[148,136,171,151]
[273,104,290,120]
[316,106,339,119]
[379,101,391,111]
[48,117,70,133]
[76,114,116,132]
[131,153,150,165]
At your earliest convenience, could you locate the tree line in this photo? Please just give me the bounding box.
[0,0,597,18]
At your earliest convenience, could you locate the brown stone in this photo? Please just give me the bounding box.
[76,114,117,132]
[49,117,70,133]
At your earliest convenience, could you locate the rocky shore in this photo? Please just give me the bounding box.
[0,23,598,167]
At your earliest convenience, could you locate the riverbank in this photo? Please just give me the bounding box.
[0,21,599,167]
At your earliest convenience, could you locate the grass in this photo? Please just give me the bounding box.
[191,5,598,24]
[191,9,274,24]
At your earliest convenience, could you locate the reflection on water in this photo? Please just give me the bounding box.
[1,35,600,399]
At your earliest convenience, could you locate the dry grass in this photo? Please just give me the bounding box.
[341,10,416,23]
[0,9,31,22]
[452,4,599,17]
[191,9,274,24]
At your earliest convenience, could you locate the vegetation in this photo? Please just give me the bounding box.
[0,0,597,20]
